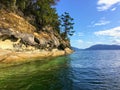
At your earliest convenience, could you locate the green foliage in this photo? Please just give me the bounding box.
[33,0,60,31]
[16,0,26,11]
[0,0,13,10]
[16,0,60,31]
[59,12,75,39]
[0,0,75,40]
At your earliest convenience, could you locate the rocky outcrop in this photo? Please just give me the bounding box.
[0,48,73,64]
[0,10,72,63]
[0,27,70,51]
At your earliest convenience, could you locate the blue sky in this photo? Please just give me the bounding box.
[56,0,120,49]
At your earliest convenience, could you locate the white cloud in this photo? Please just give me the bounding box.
[90,18,110,27]
[112,39,120,44]
[86,41,105,45]
[97,0,120,11]
[94,20,110,26]
[77,39,83,44]
[94,26,120,45]
[94,26,120,37]
[111,7,117,11]
[86,41,93,44]
[71,39,84,48]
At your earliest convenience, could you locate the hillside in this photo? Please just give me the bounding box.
[0,10,71,51]
[85,44,120,50]
[72,47,82,51]
[0,0,74,63]
[0,10,73,63]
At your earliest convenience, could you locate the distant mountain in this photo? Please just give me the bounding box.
[72,47,82,51]
[85,44,120,50]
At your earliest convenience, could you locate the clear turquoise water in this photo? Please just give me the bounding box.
[1,50,120,90]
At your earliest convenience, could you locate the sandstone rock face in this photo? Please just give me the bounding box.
[0,10,73,64]
[0,10,71,51]
[0,28,70,51]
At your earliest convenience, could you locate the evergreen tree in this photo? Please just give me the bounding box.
[60,12,75,39]
[31,0,60,31]
[0,0,61,32]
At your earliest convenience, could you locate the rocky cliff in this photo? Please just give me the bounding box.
[0,10,72,63]
[0,10,71,51]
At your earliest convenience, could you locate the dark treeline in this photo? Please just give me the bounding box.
[0,0,74,39]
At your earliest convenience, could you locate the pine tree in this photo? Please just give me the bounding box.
[0,0,60,32]
[60,12,75,39]
[32,0,60,31]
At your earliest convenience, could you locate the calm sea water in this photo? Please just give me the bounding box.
[1,50,120,90]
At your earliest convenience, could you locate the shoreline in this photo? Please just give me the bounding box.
[0,48,73,64]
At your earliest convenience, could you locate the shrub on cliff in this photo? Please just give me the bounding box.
[0,0,60,32]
